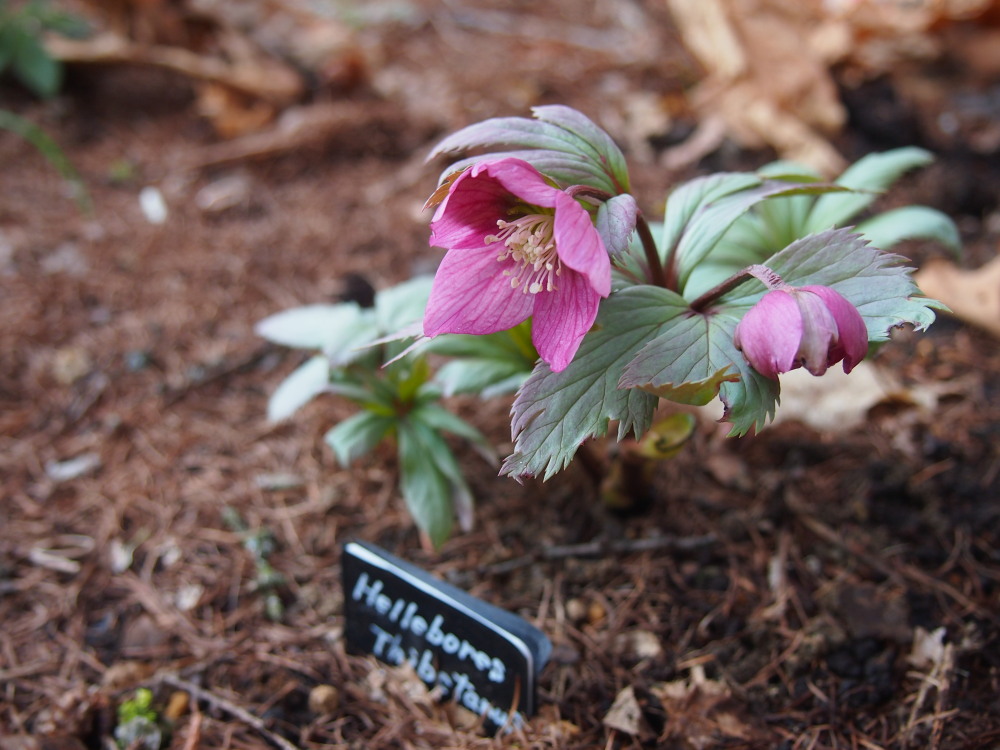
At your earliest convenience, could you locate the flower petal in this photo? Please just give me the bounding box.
[529,269,600,372]
[595,193,638,258]
[734,290,802,379]
[480,158,560,208]
[793,290,839,376]
[423,248,534,337]
[553,191,611,297]
[429,168,513,251]
[802,285,869,373]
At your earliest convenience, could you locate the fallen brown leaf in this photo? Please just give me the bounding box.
[651,666,751,749]
[665,0,1000,173]
[602,685,646,736]
[915,255,1000,337]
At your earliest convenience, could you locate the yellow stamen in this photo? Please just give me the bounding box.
[486,214,561,294]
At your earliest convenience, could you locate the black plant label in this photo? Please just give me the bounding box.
[342,541,551,734]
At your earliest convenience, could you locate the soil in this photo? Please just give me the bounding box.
[2,2,999,749]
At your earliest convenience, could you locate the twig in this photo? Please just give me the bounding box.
[661,115,727,172]
[162,346,271,407]
[545,532,718,558]
[0,659,59,681]
[181,708,203,750]
[46,32,302,107]
[479,533,718,577]
[158,674,302,750]
[178,102,398,173]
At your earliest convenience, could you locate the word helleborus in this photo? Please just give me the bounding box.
[353,572,507,683]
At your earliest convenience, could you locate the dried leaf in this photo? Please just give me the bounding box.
[909,626,955,672]
[666,0,1000,173]
[914,255,1000,337]
[603,685,644,735]
[651,666,750,749]
[667,0,847,174]
[771,361,901,432]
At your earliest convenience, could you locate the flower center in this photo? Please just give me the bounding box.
[486,214,562,294]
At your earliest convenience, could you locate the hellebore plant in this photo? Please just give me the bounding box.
[259,105,955,544]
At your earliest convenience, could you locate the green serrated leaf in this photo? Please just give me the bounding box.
[389,355,431,403]
[532,105,630,191]
[326,371,383,405]
[687,227,942,434]
[267,355,330,422]
[673,179,851,294]
[324,411,394,465]
[425,322,536,361]
[718,349,783,436]
[619,305,777,433]
[855,205,961,256]
[256,303,359,348]
[620,308,735,403]
[501,286,686,480]
[440,150,615,194]
[661,172,761,266]
[411,403,496,464]
[805,147,933,232]
[434,358,528,397]
[637,369,738,405]
[683,261,745,302]
[430,115,593,160]
[428,107,629,194]
[397,420,453,546]
[375,275,433,333]
[255,303,380,366]
[753,192,816,252]
[756,160,824,181]
[408,418,476,533]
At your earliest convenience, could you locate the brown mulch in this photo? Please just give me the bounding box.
[2,2,1000,748]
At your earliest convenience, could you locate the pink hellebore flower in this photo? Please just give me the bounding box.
[733,285,869,379]
[422,158,611,372]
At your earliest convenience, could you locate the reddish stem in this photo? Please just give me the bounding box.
[688,264,784,312]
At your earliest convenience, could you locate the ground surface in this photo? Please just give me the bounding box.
[1,2,999,748]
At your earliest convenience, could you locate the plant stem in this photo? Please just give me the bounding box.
[663,237,680,293]
[636,214,666,288]
[566,185,665,289]
[565,184,613,203]
[689,264,783,312]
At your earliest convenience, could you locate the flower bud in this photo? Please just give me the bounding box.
[734,285,868,379]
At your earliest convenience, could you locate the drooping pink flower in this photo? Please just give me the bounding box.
[733,284,868,379]
[422,158,611,372]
